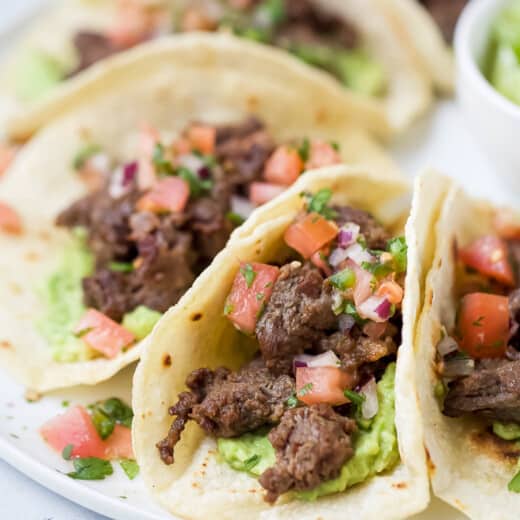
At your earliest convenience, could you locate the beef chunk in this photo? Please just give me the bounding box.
[259,404,356,503]
[215,117,275,188]
[509,289,520,353]
[256,262,336,373]
[334,206,390,250]
[443,359,520,422]
[157,358,295,464]
[69,31,116,76]
[419,0,468,42]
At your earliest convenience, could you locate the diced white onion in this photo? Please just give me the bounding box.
[437,336,459,357]
[360,378,379,419]
[293,350,341,371]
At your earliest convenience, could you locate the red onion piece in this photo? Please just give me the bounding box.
[437,336,459,357]
[357,296,390,323]
[122,161,138,185]
[337,223,360,248]
[360,378,378,419]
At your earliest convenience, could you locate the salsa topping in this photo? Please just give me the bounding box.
[157,192,405,502]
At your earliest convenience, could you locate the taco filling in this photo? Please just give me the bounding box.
[435,210,520,490]
[418,0,468,42]
[18,0,386,101]
[30,117,341,363]
[157,189,406,503]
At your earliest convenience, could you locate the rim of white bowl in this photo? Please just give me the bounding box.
[455,0,520,117]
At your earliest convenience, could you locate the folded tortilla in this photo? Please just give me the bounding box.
[3,0,436,137]
[374,0,455,93]
[415,178,520,518]
[132,166,449,519]
[0,35,401,392]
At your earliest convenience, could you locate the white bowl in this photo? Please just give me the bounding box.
[455,0,520,190]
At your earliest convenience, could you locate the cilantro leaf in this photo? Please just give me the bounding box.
[388,236,407,273]
[72,144,102,171]
[89,398,133,439]
[297,383,313,397]
[226,212,245,226]
[305,189,337,219]
[257,0,286,26]
[62,444,73,461]
[361,261,393,279]
[67,457,113,480]
[243,454,261,472]
[120,459,139,480]
[240,263,257,288]
[177,167,213,198]
[344,389,365,406]
[286,394,298,408]
[109,261,134,273]
[152,143,174,176]
[329,268,356,290]
[298,138,310,162]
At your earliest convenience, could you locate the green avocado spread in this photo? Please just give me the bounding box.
[36,230,162,362]
[217,362,399,500]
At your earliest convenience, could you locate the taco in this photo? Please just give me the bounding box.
[376,0,468,94]
[415,178,520,517]
[132,167,447,519]
[0,36,400,392]
[2,0,435,134]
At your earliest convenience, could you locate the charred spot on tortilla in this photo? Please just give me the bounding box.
[470,429,520,464]
[190,313,203,322]
[0,340,12,349]
[162,354,172,367]
[24,251,40,262]
[392,482,407,489]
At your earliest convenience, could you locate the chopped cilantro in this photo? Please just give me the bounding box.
[177,167,213,197]
[388,236,407,273]
[120,459,139,480]
[286,394,298,408]
[226,212,245,226]
[109,261,134,273]
[72,144,102,170]
[240,263,257,288]
[357,235,367,249]
[257,0,286,26]
[61,400,70,407]
[304,188,337,219]
[329,268,356,290]
[344,389,365,406]
[361,261,393,279]
[224,302,234,316]
[297,383,313,397]
[88,398,133,440]
[62,444,73,461]
[67,457,113,480]
[298,138,310,162]
[509,469,520,493]
[243,454,261,472]
[472,316,484,327]
[256,292,265,301]
[152,143,174,176]
[330,141,340,151]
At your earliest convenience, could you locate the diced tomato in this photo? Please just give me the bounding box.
[305,140,341,170]
[225,262,280,334]
[0,144,17,177]
[137,177,190,214]
[376,280,403,304]
[137,124,160,190]
[458,292,509,359]
[103,424,134,460]
[493,208,520,239]
[107,0,157,49]
[284,212,338,259]
[249,182,286,206]
[180,7,217,31]
[75,309,135,359]
[0,201,22,235]
[172,137,192,156]
[296,367,354,406]
[459,235,514,286]
[310,247,332,276]
[40,406,105,459]
[263,146,303,186]
[188,125,216,155]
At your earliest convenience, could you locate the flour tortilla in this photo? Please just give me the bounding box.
[415,178,520,519]
[132,166,448,519]
[3,0,436,138]
[374,0,455,93]
[0,35,402,392]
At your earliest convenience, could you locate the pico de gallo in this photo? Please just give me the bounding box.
[40,398,139,480]
[15,116,341,363]
[157,188,405,503]
[15,0,386,103]
[435,208,520,492]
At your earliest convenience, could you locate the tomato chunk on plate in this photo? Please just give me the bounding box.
[103,424,134,460]
[225,262,280,334]
[459,235,514,286]
[40,405,105,459]
[284,212,338,259]
[137,177,190,214]
[263,146,303,186]
[75,309,135,359]
[458,292,509,359]
[296,367,354,406]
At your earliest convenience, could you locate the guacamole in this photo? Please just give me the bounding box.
[37,231,162,361]
[485,0,520,106]
[217,363,399,500]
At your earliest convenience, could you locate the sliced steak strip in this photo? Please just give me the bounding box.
[443,359,520,422]
[255,262,336,373]
[157,358,295,464]
[259,404,356,503]
[333,206,390,250]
